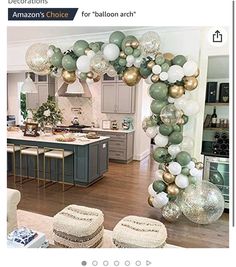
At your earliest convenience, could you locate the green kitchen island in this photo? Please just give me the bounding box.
[7,132,109,186]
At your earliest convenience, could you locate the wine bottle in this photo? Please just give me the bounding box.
[214,132,220,139]
[217,138,223,144]
[211,106,217,127]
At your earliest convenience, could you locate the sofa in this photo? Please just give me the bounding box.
[7,188,21,234]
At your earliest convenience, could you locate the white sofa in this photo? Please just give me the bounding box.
[7,188,21,234]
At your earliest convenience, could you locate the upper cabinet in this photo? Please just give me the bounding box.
[101,75,135,114]
[26,73,55,110]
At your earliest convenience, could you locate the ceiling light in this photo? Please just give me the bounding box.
[21,73,37,93]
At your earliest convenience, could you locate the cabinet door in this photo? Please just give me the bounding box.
[38,84,49,106]
[101,83,117,113]
[117,83,135,113]
[26,93,38,110]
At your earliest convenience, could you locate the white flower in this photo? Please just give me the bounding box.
[43,109,51,117]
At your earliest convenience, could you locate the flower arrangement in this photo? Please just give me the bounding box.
[33,96,63,126]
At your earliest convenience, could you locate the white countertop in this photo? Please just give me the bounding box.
[83,127,135,133]
[7,131,110,146]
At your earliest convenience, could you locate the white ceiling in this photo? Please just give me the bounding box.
[7,26,144,44]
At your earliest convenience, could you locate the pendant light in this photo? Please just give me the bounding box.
[21,73,37,93]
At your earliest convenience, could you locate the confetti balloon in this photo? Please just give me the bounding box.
[162,202,182,222]
[160,104,183,125]
[139,31,161,56]
[90,52,110,75]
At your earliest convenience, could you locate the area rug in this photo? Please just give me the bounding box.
[17,209,179,248]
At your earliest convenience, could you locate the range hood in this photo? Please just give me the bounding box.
[56,78,92,98]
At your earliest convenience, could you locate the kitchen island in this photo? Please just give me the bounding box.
[7,131,109,186]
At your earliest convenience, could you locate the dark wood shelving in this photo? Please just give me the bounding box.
[205,102,229,106]
[203,127,229,131]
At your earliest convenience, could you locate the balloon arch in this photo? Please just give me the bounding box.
[25,30,224,224]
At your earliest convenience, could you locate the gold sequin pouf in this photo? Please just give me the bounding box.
[112,216,167,248]
[53,205,104,248]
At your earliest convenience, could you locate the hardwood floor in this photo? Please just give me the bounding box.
[7,155,229,248]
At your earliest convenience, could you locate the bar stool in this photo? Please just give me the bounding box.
[7,144,21,184]
[43,147,74,191]
[20,145,44,186]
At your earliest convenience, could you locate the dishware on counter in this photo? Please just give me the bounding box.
[71,116,80,126]
[55,133,76,142]
[122,117,134,130]
[86,132,100,139]
[111,120,119,130]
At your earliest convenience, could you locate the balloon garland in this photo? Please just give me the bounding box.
[25,30,224,224]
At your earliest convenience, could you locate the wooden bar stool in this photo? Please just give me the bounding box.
[43,147,74,191]
[20,145,44,186]
[7,144,21,184]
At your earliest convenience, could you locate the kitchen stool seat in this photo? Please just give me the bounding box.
[7,144,21,183]
[7,145,20,153]
[44,150,73,159]
[21,147,44,156]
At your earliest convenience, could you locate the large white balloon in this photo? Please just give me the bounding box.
[103,43,120,61]
[168,145,181,158]
[152,65,162,75]
[183,60,198,76]
[154,134,169,147]
[76,55,91,73]
[174,94,189,110]
[126,55,135,64]
[134,57,143,68]
[145,127,158,138]
[148,184,157,197]
[159,72,168,81]
[168,162,182,175]
[190,168,203,178]
[154,170,164,180]
[175,174,189,189]
[167,65,184,83]
[187,161,195,170]
[182,99,200,116]
[153,192,169,209]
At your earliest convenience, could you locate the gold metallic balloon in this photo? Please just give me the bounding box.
[169,85,185,98]
[195,162,204,170]
[87,71,94,79]
[147,60,155,69]
[167,184,180,196]
[177,118,185,125]
[125,41,132,48]
[163,172,175,184]
[122,67,141,86]
[93,75,101,82]
[84,47,91,55]
[151,74,160,83]
[131,40,139,49]
[163,53,174,61]
[183,76,198,91]
[62,70,76,84]
[148,196,154,207]
[194,68,200,77]
[119,51,127,59]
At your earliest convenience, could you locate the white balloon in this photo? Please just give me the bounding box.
[126,62,133,68]
[145,127,158,138]
[182,100,200,116]
[183,60,198,76]
[168,145,181,158]
[190,167,201,177]
[76,55,91,73]
[76,69,81,77]
[87,50,96,59]
[159,72,168,81]
[153,192,169,209]
[134,57,143,68]
[174,94,188,110]
[154,170,164,180]
[187,161,195,170]
[154,134,169,147]
[103,43,120,61]
[175,174,189,189]
[181,136,194,150]
[145,75,153,85]
[101,43,108,52]
[168,96,175,103]
[152,65,162,75]
[168,162,182,175]
[148,184,157,198]
[167,65,184,83]
[47,48,54,58]
[126,55,135,64]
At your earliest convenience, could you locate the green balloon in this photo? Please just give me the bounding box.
[73,40,89,57]
[153,147,169,163]
[182,115,189,125]
[172,125,182,132]
[153,180,167,193]
[124,47,133,55]
[121,35,138,51]
[96,42,104,50]
[133,49,141,58]
[62,55,76,71]
[150,100,168,114]
[54,47,61,53]
[165,59,172,66]
[90,43,100,53]
[158,163,166,170]
[188,175,198,184]
[80,72,87,80]
[209,171,224,186]
[166,155,174,163]
[161,62,170,72]
[159,124,173,136]
[155,55,165,65]
[149,82,168,100]
[109,31,126,48]
[49,45,56,50]
[139,67,152,78]
[146,115,160,127]
[181,167,190,176]
[176,151,191,166]
[50,51,63,68]
[172,55,187,67]
[169,131,183,144]
[118,58,127,67]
